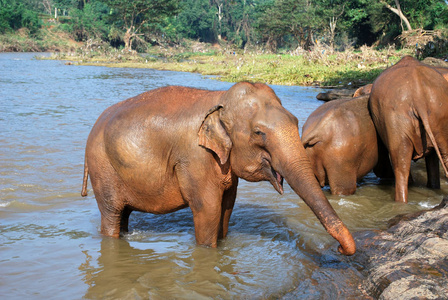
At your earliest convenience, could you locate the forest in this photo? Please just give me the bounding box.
[1,0,448,54]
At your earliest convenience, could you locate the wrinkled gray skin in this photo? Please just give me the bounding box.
[370,56,448,203]
[302,95,393,195]
[82,82,356,255]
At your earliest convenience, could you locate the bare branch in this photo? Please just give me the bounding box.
[380,0,412,31]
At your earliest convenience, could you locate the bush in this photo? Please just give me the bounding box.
[66,1,109,42]
[0,0,40,34]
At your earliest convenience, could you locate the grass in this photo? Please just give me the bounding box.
[35,37,414,87]
[0,27,81,52]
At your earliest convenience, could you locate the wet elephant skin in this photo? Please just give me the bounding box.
[82,82,356,255]
[369,56,448,203]
[302,95,392,195]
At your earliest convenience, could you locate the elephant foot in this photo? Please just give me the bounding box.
[100,211,125,238]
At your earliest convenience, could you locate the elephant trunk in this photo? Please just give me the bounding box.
[274,139,356,256]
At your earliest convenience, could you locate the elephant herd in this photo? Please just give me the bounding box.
[81,55,447,256]
[303,55,448,204]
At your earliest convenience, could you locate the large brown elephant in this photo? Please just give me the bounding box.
[369,56,448,203]
[81,82,355,255]
[302,95,392,195]
[354,66,446,99]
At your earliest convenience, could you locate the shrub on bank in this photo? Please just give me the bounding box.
[49,41,412,87]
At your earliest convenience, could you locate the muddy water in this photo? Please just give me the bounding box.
[1,53,446,299]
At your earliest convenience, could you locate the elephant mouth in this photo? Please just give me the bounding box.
[270,166,284,195]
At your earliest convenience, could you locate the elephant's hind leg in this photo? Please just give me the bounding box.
[91,174,131,238]
[96,194,127,238]
[389,139,414,203]
[426,152,440,189]
[327,160,357,195]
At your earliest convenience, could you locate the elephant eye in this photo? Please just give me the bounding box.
[252,127,267,145]
[254,130,264,136]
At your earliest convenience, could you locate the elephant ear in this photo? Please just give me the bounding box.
[198,105,232,165]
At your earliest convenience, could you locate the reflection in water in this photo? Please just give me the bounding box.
[1,53,446,298]
[81,201,319,298]
[82,238,235,299]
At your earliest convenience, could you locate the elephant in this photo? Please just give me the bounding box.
[302,94,393,195]
[434,66,448,81]
[353,84,372,97]
[81,82,356,255]
[369,56,448,203]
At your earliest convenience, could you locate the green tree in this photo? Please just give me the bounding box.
[174,0,217,42]
[396,0,448,30]
[343,0,448,46]
[218,0,257,48]
[315,0,347,48]
[0,0,40,34]
[171,0,257,47]
[101,0,179,51]
[255,0,317,51]
[378,0,412,31]
[68,0,109,41]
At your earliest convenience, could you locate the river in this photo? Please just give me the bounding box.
[1,52,446,299]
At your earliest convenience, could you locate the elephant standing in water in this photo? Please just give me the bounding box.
[302,95,392,195]
[81,82,355,255]
[370,56,448,203]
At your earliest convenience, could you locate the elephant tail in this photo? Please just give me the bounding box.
[421,116,448,177]
[81,156,89,197]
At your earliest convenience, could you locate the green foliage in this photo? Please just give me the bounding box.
[100,0,179,49]
[0,0,40,34]
[168,0,258,47]
[2,0,448,53]
[402,0,448,29]
[173,0,216,42]
[67,1,109,41]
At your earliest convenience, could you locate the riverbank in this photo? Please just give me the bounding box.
[45,39,412,87]
[0,28,81,52]
[14,32,412,87]
[1,28,413,87]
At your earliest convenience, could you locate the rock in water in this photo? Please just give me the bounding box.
[316,89,355,101]
[352,196,448,299]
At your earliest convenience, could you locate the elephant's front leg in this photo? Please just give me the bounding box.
[177,169,226,247]
[219,183,237,239]
[190,190,225,248]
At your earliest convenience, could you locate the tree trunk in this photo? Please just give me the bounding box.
[217,3,223,41]
[329,17,336,49]
[124,27,133,51]
[381,0,412,31]
[328,4,345,49]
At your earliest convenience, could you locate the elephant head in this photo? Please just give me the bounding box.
[199,82,356,255]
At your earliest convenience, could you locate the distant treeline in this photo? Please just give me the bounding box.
[1,0,448,52]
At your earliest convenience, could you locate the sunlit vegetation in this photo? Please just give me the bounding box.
[2,0,448,86]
